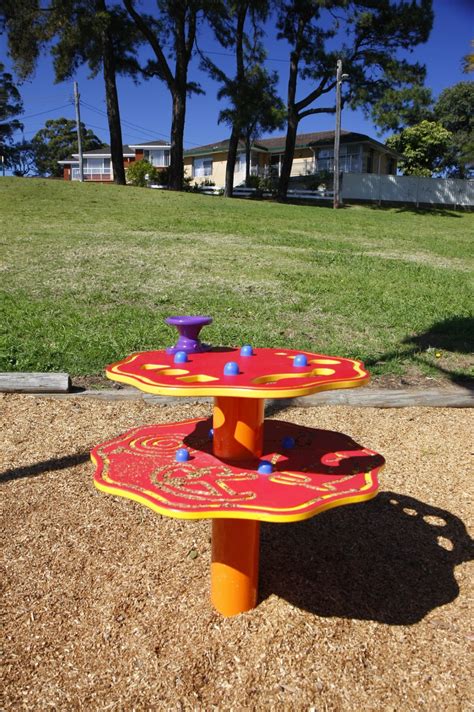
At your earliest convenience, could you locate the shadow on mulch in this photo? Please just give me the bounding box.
[260,491,474,626]
[0,451,90,483]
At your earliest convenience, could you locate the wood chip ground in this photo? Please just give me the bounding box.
[1,395,473,711]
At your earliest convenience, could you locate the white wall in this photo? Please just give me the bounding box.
[341,173,474,207]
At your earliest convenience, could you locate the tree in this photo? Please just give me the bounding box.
[203,1,284,196]
[8,139,36,176]
[434,81,474,178]
[371,85,433,134]
[123,0,204,191]
[2,0,141,185]
[275,0,434,199]
[0,62,23,168]
[386,120,452,177]
[31,117,104,177]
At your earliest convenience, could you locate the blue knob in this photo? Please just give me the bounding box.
[240,345,253,357]
[258,461,273,475]
[293,354,308,367]
[175,448,190,462]
[174,350,187,364]
[282,436,296,449]
[224,361,239,376]
[208,428,214,440]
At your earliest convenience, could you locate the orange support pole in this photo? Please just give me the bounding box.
[211,519,260,616]
[213,396,264,460]
[211,396,264,616]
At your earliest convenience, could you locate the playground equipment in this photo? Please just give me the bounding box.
[91,316,384,617]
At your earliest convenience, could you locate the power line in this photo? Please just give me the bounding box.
[80,99,204,147]
[8,103,74,121]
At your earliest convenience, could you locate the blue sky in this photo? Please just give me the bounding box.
[2,0,473,151]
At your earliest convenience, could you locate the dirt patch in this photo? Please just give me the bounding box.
[1,395,473,710]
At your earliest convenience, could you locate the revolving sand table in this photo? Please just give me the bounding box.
[92,316,385,616]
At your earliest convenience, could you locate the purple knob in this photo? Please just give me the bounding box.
[166,315,212,355]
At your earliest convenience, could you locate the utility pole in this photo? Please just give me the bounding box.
[333,60,343,209]
[74,81,84,182]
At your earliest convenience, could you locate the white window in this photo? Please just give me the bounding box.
[83,157,111,174]
[193,157,213,177]
[145,149,170,167]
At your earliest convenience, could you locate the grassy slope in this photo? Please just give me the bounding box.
[1,177,473,383]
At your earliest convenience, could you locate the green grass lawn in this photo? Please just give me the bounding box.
[1,177,473,385]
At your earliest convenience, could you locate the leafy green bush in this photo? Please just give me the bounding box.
[126,159,159,187]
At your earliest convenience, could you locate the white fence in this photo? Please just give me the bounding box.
[341,173,474,207]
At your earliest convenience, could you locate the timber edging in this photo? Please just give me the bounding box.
[6,386,473,407]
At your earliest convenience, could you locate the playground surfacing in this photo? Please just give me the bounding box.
[1,394,473,710]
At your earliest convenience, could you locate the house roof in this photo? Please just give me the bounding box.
[129,139,171,148]
[183,138,248,157]
[58,145,135,163]
[184,130,400,158]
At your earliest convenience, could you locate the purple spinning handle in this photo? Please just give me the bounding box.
[166,315,213,355]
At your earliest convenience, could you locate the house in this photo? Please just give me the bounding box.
[58,139,171,181]
[183,130,399,187]
[58,130,398,185]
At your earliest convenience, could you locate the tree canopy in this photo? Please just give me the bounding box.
[433,81,474,178]
[32,117,104,177]
[386,120,452,177]
[0,62,23,167]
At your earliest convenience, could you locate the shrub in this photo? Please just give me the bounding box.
[126,159,159,187]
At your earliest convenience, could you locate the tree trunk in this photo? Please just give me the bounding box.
[169,87,186,191]
[225,125,241,197]
[277,109,298,200]
[98,0,126,185]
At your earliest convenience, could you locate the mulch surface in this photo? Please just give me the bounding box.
[1,394,473,711]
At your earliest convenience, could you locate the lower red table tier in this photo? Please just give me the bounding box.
[91,418,384,523]
[105,348,369,398]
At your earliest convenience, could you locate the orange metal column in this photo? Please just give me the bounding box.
[213,396,264,460]
[211,396,264,616]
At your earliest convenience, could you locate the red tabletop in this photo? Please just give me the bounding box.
[106,347,369,399]
[92,417,384,523]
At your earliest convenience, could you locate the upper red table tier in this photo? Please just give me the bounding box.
[106,347,369,398]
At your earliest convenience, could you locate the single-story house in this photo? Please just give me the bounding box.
[58,139,171,181]
[183,130,399,186]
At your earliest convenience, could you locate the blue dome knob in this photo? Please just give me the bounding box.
[175,448,190,462]
[224,361,239,376]
[282,436,296,449]
[293,354,308,367]
[174,350,188,364]
[208,428,214,440]
[258,461,273,475]
[240,345,253,357]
